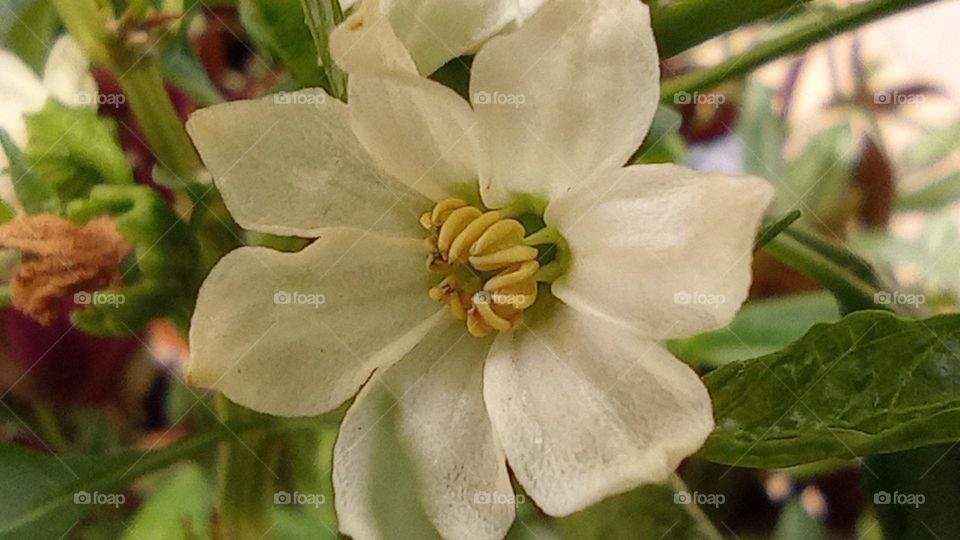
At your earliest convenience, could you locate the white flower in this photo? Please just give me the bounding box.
[186,0,773,538]
[0,36,96,209]
[338,0,545,74]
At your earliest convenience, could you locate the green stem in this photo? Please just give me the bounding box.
[52,0,202,182]
[668,475,724,540]
[763,232,903,316]
[651,0,813,58]
[661,0,939,101]
[117,61,202,181]
[215,395,283,540]
[300,0,348,101]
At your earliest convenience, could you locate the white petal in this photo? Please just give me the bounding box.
[483,300,714,516]
[335,318,514,540]
[348,71,478,201]
[378,0,520,75]
[470,0,659,207]
[187,228,443,417]
[0,49,45,142]
[330,0,418,75]
[42,36,97,107]
[187,89,428,237]
[0,50,47,119]
[547,164,774,339]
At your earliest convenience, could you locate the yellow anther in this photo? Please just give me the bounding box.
[448,211,501,263]
[437,206,482,254]
[422,199,547,336]
[430,198,467,227]
[469,245,539,271]
[473,298,513,331]
[471,219,526,256]
[484,260,539,291]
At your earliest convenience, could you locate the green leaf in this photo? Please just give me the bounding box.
[0,417,319,539]
[239,0,324,87]
[629,105,685,165]
[23,100,134,203]
[0,128,60,214]
[159,13,224,106]
[700,310,960,468]
[121,464,213,540]
[0,0,60,71]
[897,172,960,211]
[669,292,840,367]
[554,477,722,540]
[737,80,786,187]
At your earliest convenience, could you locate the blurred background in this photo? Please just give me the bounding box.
[1,0,959,538]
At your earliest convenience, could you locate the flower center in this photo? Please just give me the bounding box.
[420,197,561,337]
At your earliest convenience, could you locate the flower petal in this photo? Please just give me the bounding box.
[470,0,659,207]
[42,36,97,108]
[335,318,514,540]
[547,164,774,339]
[0,49,45,117]
[348,71,478,201]
[0,49,44,144]
[377,0,522,75]
[483,299,714,516]
[187,228,443,417]
[330,0,418,75]
[187,89,428,237]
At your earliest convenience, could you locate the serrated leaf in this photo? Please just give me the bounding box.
[700,311,960,468]
[23,100,133,204]
[0,128,60,214]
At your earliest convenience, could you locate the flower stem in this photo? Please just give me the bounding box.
[300,0,348,101]
[52,0,202,183]
[661,0,939,101]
